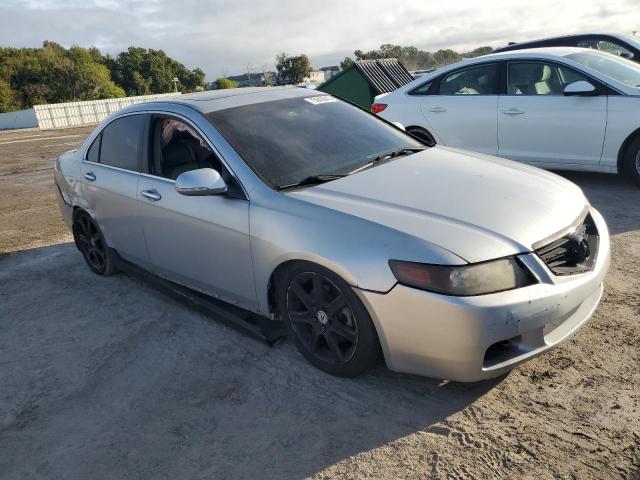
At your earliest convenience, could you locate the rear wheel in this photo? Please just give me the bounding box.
[407,127,436,147]
[622,134,640,188]
[277,263,380,377]
[73,210,117,275]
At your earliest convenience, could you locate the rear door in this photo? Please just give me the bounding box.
[497,60,607,166]
[417,62,499,155]
[136,115,257,311]
[81,114,148,263]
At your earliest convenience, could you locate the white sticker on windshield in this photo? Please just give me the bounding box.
[304,96,337,105]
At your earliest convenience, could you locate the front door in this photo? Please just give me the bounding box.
[137,116,257,311]
[498,60,607,166]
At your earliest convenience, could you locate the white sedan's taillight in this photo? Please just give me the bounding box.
[371,103,388,114]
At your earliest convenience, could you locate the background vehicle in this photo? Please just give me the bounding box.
[494,33,640,62]
[54,88,609,381]
[374,47,640,187]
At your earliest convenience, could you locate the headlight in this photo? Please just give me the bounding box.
[388,257,536,296]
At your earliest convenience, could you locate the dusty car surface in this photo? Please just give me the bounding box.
[54,87,610,381]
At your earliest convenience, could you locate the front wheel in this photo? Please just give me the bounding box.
[278,263,381,377]
[622,135,640,188]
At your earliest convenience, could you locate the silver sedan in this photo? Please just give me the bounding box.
[54,87,610,381]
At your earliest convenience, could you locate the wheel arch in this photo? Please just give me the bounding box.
[266,256,360,318]
[405,125,437,146]
[617,126,640,175]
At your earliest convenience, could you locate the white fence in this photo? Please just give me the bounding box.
[33,93,181,130]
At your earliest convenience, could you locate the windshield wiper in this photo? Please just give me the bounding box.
[349,147,425,174]
[277,173,347,191]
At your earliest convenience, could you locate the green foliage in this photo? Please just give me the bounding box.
[215,77,238,89]
[105,47,205,96]
[275,53,312,85]
[340,57,354,70]
[0,42,205,112]
[352,43,493,70]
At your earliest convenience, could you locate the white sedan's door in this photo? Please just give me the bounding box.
[419,62,500,155]
[498,61,607,166]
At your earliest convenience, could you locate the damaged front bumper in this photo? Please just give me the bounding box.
[356,208,610,382]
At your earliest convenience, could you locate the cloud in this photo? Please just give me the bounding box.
[0,0,636,79]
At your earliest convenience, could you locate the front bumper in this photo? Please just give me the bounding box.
[356,208,610,382]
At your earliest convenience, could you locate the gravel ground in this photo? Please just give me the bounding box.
[0,127,638,479]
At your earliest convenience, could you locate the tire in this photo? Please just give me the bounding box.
[73,210,117,275]
[277,262,381,377]
[622,134,640,188]
[407,127,436,147]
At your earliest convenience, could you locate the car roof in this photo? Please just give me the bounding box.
[494,33,628,52]
[130,86,319,114]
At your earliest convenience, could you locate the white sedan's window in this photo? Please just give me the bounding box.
[507,62,588,95]
[439,64,498,95]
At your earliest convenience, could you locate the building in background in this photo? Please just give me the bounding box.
[317,59,413,109]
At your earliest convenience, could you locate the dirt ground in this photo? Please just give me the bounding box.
[0,127,638,479]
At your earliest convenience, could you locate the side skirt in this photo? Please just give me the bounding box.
[112,250,287,346]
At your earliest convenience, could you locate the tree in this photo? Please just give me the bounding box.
[340,57,354,70]
[275,53,312,85]
[350,44,493,70]
[215,77,238,89]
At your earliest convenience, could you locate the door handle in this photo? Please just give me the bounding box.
[141,189,162,202]
[502,108,525,115]
[83,172,96,182]
[428,107,447,113]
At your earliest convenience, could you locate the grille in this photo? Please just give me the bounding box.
[535,214,599,276]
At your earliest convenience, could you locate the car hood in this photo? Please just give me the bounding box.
[287,146,588,263]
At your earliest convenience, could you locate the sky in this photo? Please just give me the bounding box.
[0,0,637,79]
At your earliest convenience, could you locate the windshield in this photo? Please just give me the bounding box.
[566,50,640,88]
[206,95,422,188]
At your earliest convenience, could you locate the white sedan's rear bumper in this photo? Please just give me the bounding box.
[356,208,610,382]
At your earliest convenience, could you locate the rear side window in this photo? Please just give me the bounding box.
[439,63,499,95]
[99,115,145,171]
[86,134,101,163]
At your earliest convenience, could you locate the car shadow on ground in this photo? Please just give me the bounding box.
[0,243,502,480]
[556,170,640,235]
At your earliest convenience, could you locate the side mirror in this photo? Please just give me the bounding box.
[391,121,406,131]
[619,51,633,60]
[563,80,596,96]
[176,168,227,196]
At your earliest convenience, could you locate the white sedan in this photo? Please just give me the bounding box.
[374,47,640,187]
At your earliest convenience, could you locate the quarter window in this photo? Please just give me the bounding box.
[439,64,498,95]
[507,61,590,95]
[99,115,145,171]
[86,134,101,163]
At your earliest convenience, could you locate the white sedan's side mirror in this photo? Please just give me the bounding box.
[176,168,227,196]
[563,80,596,96]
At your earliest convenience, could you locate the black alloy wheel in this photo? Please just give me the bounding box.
[279,263,380,377]
[73,211,116,275]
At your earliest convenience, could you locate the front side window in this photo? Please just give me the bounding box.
[507,61,590,95]
[150,117,222,180]
[206,96,421,189]
[566,51,640,88]
[439,64,498,95]
[99,115,145,171]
